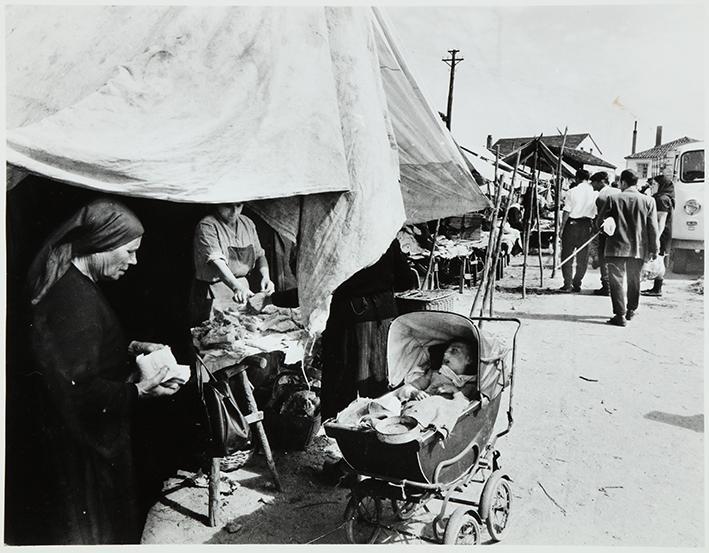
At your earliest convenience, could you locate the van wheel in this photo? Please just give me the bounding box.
[672,250,688,274]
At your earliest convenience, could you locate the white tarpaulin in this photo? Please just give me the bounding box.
[6,7,355,202]
[6,6,486,329]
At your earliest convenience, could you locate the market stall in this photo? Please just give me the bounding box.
[5,6,490,536]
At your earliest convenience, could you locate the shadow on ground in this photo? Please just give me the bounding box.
[504,311,610,325]
[644,411,704,433]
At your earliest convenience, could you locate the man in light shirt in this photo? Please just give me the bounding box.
[591,171,621,296]
[559,169,598,292]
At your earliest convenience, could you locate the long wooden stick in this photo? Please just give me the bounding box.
[483,150,521,316]
[551,128,568,278]
[421,218,441,290]
[534,158,544,287]
[471,147,503,316]
[209,457,220,526]
[521,140,541,299]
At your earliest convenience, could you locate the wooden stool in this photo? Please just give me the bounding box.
[197,356,283,527]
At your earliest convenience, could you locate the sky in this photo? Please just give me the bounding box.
[385,3,705,171]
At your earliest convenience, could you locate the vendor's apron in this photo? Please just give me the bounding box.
[189,245,256,327]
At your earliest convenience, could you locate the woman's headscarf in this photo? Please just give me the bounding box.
[653,175,676,208]
[28,198,144,305]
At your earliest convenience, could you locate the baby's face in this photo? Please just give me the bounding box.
[442,341,474,375]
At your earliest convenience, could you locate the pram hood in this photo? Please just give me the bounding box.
[387,311,512,399]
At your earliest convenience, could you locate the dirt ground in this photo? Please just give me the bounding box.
[143,254,705,546]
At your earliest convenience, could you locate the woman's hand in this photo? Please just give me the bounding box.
[410,388,429,401]
[260,276,275,295]
[128,341,167,356]
[232,282,254,304]
[135,367,180,398]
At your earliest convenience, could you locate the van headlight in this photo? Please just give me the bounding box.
[684,199,701,216]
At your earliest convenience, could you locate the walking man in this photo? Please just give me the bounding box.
[598,169,660,326]
[559,169,598,292]
[591,171,621,296]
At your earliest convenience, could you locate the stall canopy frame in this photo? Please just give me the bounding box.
[5,6,489,330]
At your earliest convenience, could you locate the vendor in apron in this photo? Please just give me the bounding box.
[190,203,275,326]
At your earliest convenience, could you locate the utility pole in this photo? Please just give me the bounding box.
[423,49,463,290]
[442,49,463,131]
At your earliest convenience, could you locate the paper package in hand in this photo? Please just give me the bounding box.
[136,347,190,385]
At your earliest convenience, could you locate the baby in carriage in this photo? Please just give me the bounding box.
[396,339,477,402]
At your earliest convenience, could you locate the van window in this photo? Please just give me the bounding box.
[680,150,704,183]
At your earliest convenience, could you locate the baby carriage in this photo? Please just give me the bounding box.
[323,310,521,544]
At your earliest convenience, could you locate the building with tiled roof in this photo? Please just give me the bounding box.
[624,136,699,179]
[490,132,616,172]
[492,133,594,156]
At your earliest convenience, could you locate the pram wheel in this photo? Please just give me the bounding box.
[443,507,482,545]
[344,495,382,544]
[391,499,419,520]
[479,471,512,541]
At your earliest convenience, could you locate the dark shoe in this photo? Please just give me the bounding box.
[593,287,609,296]
[640,290,662,297]
[606,315,627,327]
[572,285,582,293]
[558,285,574,293]
[625,310,636,321]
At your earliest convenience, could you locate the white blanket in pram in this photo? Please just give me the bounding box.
[401,393,469,439]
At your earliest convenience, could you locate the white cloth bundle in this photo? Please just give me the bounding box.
[136,347,190,385]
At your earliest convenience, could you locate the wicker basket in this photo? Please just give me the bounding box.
[395,289,456,314]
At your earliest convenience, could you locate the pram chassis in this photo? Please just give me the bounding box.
[324,315,521,544]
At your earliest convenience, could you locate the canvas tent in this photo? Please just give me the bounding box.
[5,6,488,330]
[459,145,533,191]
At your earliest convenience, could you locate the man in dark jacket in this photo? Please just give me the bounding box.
[597,169,660,326]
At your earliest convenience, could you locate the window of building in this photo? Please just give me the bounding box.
[636,162,648,178]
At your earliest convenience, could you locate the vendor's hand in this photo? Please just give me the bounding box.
[410,388,429,401]
[128,341,167,356]
[260,276,275,295]
[231,283,254,304]
[135,367,179,398]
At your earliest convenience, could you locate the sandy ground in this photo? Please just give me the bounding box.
[143,254,704,546]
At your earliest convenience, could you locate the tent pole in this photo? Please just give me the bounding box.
[551,128,568,278]
[421,219,441,290]
[471,147,503,316]
[534,152,544,287]
[521,139,540,299]
[484,149,521,317]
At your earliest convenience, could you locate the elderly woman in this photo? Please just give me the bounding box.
[190,202,274,326]
[28,198,179,544]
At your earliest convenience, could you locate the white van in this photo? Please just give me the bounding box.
[671,141,704,272]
